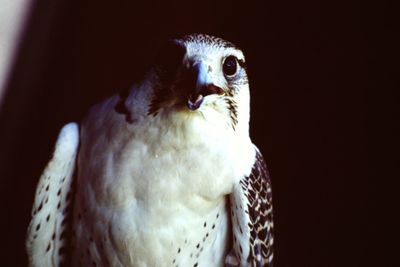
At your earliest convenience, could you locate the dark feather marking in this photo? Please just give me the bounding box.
[233,150,274,267]
[56,165,78,267]
[237,59,247,70]
[181,33,236,49]
[225,97,238,129]
[147,84,168,116]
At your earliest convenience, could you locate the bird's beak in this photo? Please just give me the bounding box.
[187,62,224,110]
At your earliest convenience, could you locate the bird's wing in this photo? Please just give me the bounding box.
[228,147,274,267]
[26,123,79,267]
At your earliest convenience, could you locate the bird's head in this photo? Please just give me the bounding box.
[148,34,250,132]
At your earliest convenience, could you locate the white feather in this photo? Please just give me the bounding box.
[26,123,79,267]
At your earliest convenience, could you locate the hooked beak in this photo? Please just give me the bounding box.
[187,62,224,110]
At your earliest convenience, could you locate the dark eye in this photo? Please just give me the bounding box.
[223,56,238,76]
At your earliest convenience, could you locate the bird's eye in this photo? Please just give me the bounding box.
[223,56,238,76]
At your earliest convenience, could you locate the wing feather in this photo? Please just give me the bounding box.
[229,146,273,267]
[26,123,79,267]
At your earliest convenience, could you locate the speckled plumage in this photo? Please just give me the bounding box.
[26,34,273,267]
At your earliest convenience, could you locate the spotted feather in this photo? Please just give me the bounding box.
[26,123,79,267]
[229,147,273,267]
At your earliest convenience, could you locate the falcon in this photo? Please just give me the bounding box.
[26,34,274,267]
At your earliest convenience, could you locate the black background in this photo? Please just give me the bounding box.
[0,0,396,266]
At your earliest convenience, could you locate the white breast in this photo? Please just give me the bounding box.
[71,94,256,267]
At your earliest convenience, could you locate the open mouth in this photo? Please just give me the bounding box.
[187,84,224,110]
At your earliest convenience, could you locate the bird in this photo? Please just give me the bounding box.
[26,33,273,267]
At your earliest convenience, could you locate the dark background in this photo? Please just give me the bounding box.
[0,0,396,266]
